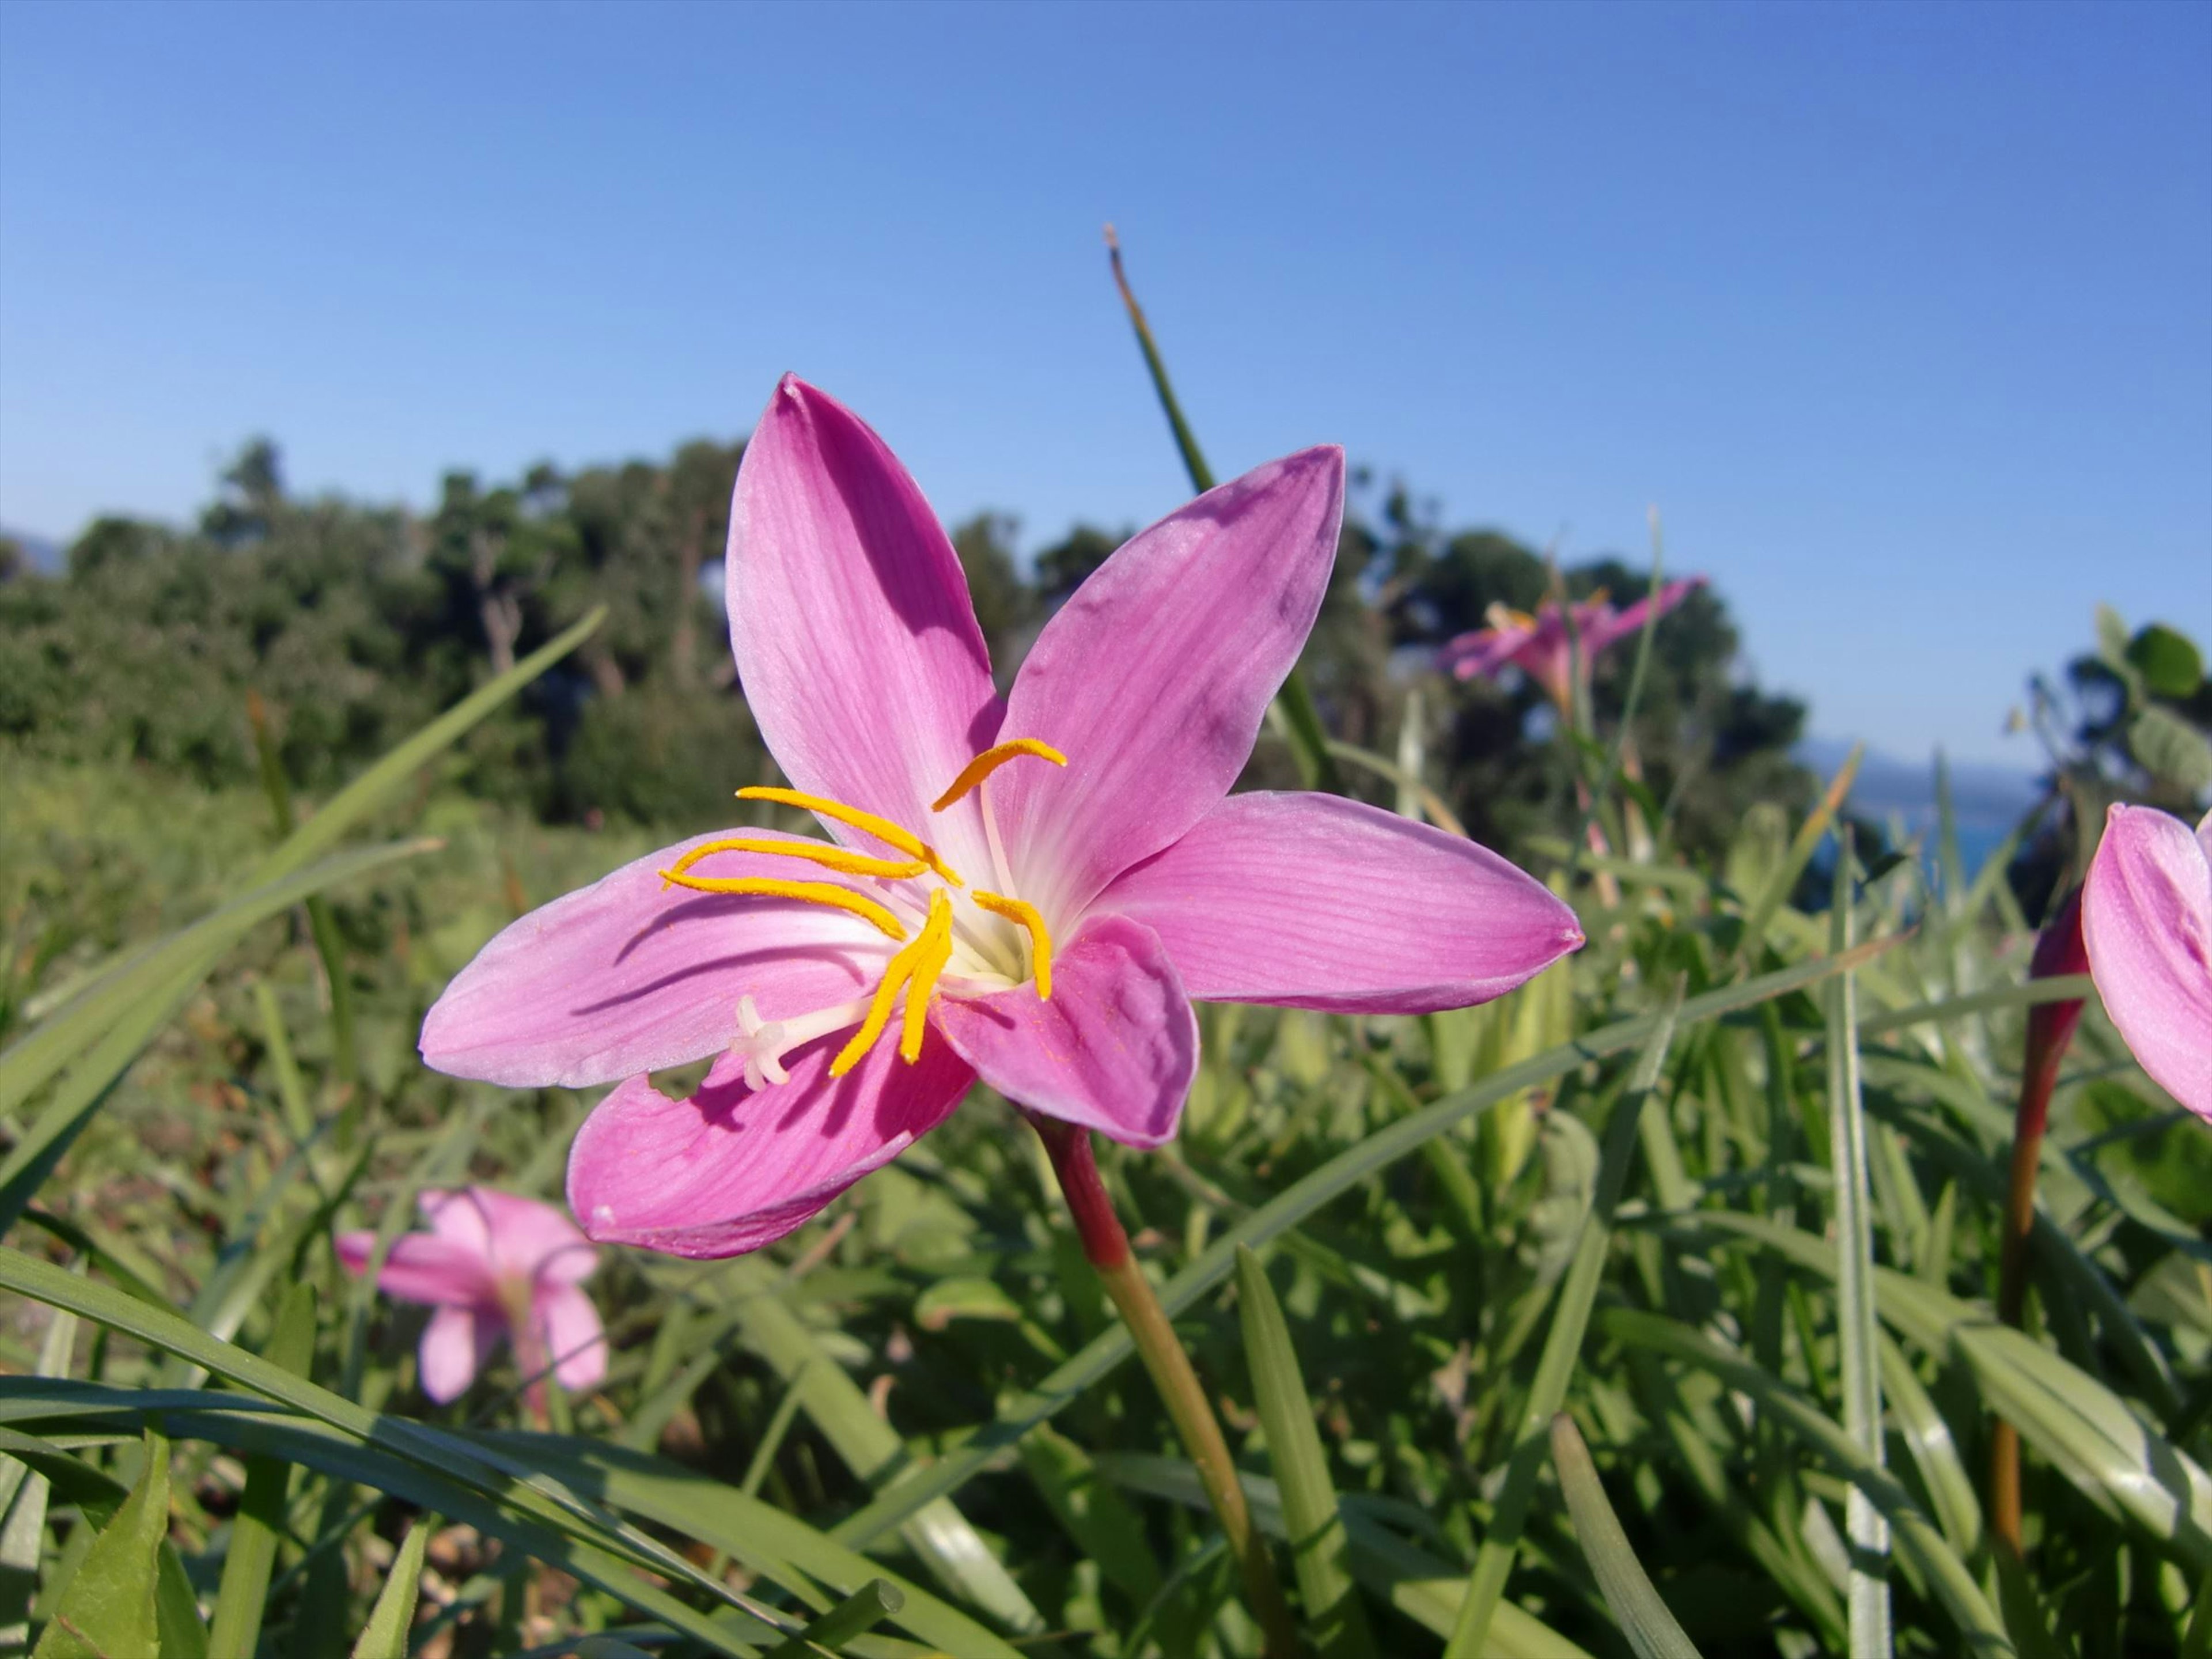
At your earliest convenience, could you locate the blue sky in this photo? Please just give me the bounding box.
[3,0,2207,767]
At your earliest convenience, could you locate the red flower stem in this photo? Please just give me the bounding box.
[1029,1115,1301,1658]
[1991,889,2088,1556]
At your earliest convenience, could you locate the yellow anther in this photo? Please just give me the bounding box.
[667,837,926,882]
[738,786,963,885]
[1486,602,1539,633]
[973,891,1054,1000]
[656,872,908,941]
[898,892,956,1062]
[827,891,954,1077]
[930,739,1069,812]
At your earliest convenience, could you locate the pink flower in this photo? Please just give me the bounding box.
[335,1187,607,1403]
[418,377,1584,1258]
[2082,804,2212,1120]
[1442,578,1706,709]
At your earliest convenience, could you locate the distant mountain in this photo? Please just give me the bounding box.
[1796,736,2042,829]
[0,526,63,574]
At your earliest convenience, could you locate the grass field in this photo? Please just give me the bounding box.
[1,622,2207,1659]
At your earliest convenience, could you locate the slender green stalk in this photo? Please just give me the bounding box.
[1444,988,1681,1659]
[206,1283,317,1659]
[1827,831,1892,1657]
[1104,225,1343,797]
[1031,1115,1301,1658]
[247,690,357,1086]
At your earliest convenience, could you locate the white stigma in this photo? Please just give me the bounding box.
[730,991,880,1089]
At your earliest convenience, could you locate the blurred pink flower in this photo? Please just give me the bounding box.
[1442,577,1706,709]
[336,1187,605,1402]
[2082,803,2212,1120]
[418,377,1582,1259]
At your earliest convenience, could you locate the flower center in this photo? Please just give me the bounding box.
[658,740,1067,1086]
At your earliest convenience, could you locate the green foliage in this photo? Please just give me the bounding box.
[1,436,1811,864]
[1,424,2205,1657]
[30,1433,173,1659]
[2015,608,2212,905]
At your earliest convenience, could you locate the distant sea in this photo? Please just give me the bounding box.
[1795,737,2043,884]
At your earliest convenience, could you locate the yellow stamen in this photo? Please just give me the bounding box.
[930,738,1069,812]
[1486,602,1539,633]
[898,892,956,1061]
[737,786,963,885]
[973,890,1054,1000]
[656,872,907,941]
[828,891,954,1077]
[667,837,925,882]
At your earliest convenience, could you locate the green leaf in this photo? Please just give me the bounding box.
[2127,622,2204,698]
[1445,987,1683,1659]
[1824,835,1892,1658]
[2129,705,2212,792]
[1600,1312,2013,1655]
[760,1580,902,1659]
[1662,1211,2212,1574]
[206,1283,317,1659]
[0,840,435,1237]
[1235,1245,1376,1659]
[2096,603,2141,695]
[1548,1414,1703,1659]
[0,606,600,1124]
[347,1518,431,1659]
[1097,1453,1594,1658]
[33,1433,172,1659]
[718,1257,1044,1632]
[831,939,1896,1552]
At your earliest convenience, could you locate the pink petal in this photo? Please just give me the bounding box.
[1096,793,1584,1013]
[535,1284,608,1392]
[418,1188,492,1257]
[994,447,1346,922]
[418,1304,497,1404]
[1442,622,1536,684]
[420,829,895,1089]
[934,915,1197,1150]
[337,1230,497,1308]
[1584,575,1706,657]
[430,1188,597,1287]
[727,376,1003,883]
[566,1036,974,1260]
[2083,804,2212,1119]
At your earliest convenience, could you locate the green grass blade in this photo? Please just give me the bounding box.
[347,1516,432,1659]
[719,1257,1044,1632]
[1601,1311,2012,1655]
[1445,987,1683,1659]
[30,1432,172,1659]
[0,1250,771,1622]
[206,1283,317,1659]
[1826,836,1892,1657]
[1737,745,1862,964]
[761,1580,902,1659]
[0,608,599,1120]
[1097,1453,1594,1658]
[0,839,436,1234]
[476,1431,1028,1659]
[1235,1244,1377,1659]
[1663,1211,2212,1574]
[1548,1413,1703,1659]
[832,940,1895,1551]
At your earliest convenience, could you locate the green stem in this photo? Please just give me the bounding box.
[1031,1115,1301,1658]
[1104,225,1344,798]
[247,690,357,1089]
[1444,989,1681,1658]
